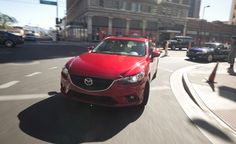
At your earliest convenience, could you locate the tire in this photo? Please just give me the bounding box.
[207,54,213,62]
[140,82,150,106]
[4,40,14,48]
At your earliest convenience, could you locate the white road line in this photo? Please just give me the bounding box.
[25,72,42,77]
[0,81,19,89]
[0,94,51,101]
[48,66,58,70]
[8,61,40,66]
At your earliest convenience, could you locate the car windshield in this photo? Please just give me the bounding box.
[202,43,219,48]
[92,39,146,56]
[25,34,34,36]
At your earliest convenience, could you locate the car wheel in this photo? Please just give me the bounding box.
[4,40,14,48]
[140,82,150,106]
[207,54,213,62]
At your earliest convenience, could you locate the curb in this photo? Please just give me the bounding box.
[182,65,236,137]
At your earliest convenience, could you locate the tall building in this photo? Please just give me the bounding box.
[230,0,236,25]
[188,0,201,18]
[66,0,190,42]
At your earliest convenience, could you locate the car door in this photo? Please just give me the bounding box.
[0,32,4,44]
[148,42,158,78]
[218,44,230,59]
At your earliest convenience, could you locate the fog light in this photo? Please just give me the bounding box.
[125,95,139,103]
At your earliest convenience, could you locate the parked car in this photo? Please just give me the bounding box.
[23,33,36,41]
[0,31,24,48]
[60,36,161,107]
[168,36,194,50]
[186,42,230,62]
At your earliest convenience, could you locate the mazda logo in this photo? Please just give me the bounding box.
[84,78,93,86]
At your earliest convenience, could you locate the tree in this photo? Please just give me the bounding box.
[0,12,17,28]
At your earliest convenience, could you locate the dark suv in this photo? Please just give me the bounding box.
[168,36,194,50]
[0,31,24,48]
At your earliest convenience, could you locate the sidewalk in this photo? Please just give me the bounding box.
[185,62,236,135]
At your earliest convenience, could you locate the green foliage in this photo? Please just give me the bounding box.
[0,12,17,28]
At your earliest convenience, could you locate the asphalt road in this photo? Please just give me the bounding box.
[0,42,212,144]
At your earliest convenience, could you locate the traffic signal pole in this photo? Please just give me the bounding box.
[56,0,59,41]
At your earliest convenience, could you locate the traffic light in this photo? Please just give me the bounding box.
[56,18,62,24]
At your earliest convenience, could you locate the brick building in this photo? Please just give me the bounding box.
[186,18,236,45]
[65,0,235,44]
[230,0,236,25]
[65,0,190,42]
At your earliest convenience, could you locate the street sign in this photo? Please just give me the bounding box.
[40,0,57,6]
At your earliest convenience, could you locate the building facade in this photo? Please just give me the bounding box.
[186,18,236,45]
[66,0,190,42]
[230,0,236,25]
[188,0,201,18]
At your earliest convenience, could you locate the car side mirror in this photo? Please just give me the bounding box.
[152,48,161,57]
[87,45,95,51]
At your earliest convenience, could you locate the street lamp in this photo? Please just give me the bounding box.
[199,5,210,45]
[202,5,210,20]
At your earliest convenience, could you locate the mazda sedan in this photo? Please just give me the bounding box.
[61,36,160,107]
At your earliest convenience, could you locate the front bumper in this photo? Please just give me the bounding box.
[186,52,208,60]
[60,75,146,107]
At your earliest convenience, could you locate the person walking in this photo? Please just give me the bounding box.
[228,36,236,70]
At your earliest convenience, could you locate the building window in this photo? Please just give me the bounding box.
[131,2,141,12]
[182,0,189,5]
[99,0,104,7]
[121,1,127,10]
[114,1,120,9]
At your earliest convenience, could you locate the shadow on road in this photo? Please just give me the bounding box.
[0,43,92,64]
[189,118,233,142]
[219,86,236,102]
[17,93,144,144]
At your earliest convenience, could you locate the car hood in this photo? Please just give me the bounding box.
[189,47,212,52]
[68,52,147,79]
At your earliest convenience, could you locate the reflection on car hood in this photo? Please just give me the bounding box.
[189,47,212,52]
[68,52,147,79]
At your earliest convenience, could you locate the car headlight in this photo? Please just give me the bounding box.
[61,66,69,78]
[119,71,145,83]
[196,49,208,54]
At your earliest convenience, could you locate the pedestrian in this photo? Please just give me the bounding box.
[164,40,169,56]
[228,36,236,69]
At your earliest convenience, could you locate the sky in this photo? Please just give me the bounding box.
[0,0,66,29]
[0,0,233,29]
[199,0,232,21]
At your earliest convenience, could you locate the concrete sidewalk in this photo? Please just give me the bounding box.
[184,62,236,136]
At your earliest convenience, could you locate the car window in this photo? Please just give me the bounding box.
[92,39,146,56]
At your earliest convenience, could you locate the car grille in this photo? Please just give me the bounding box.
[68,90,118,105]
[70,74,114,91]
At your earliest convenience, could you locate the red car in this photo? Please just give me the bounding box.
[61,36,160,107]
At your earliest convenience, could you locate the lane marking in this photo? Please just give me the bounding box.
[25,72,42,77]
[48,66,58,70]
[8,61,40,66]
[0,81,19,89]
[0,94,51,101]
